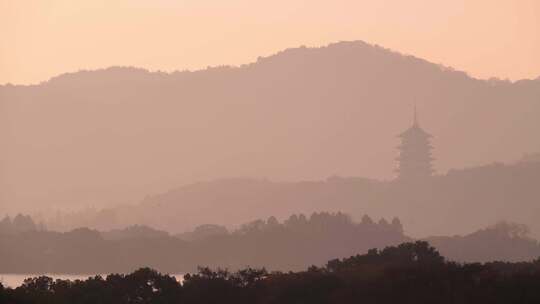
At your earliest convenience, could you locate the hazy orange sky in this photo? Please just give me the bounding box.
[1,0,539,85]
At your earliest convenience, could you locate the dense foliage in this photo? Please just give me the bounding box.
[2,241,540,303]
[3,212,540,275]
[0,212,406,273]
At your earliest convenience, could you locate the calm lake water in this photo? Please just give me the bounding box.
[0,274,184,288]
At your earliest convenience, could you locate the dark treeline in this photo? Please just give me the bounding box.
[0,212,406,273]
[3,242,540,304]
[2,212,540,274]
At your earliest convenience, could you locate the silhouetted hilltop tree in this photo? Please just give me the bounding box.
[326,241,444,273]
[8,268,180,304]
[179,212,402,241]
[116,268,180,302]
[0,214,41,235]
[13,214,36,233]
[361,214,374,225]
[391,217,404,234]
[0,216,13,234]
[266,216,280,228]
[237,219,267,235]
[283,214,306,227]
[183,212,408,271]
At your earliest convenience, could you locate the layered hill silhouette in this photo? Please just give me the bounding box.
[46,160,540,238]
[4,211,540,274]
[426,222,539,263]
[1,40,539,214]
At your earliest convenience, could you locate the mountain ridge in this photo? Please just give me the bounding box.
[2,41,538,88]
[0,40,539,215]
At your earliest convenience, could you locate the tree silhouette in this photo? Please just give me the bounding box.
[4,242,540,303]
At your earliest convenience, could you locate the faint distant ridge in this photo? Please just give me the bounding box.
[42,160,540,239]
[426,221,539,262]
[3,40,538,88]
[1,39,539,218]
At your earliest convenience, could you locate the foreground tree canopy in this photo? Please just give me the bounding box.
[2,241,540,304]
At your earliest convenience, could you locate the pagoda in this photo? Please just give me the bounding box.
[395,107,434,179]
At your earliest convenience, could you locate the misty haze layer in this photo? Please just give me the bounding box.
[42,160,540,238]
[3,212,539,274]
[0,41,539,223]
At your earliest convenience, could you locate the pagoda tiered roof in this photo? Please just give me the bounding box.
[395,106,435,179]
[398,124,433,138]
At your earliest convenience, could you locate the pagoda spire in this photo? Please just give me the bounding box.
[395,107,434,180]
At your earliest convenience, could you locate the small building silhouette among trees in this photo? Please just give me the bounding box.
[396,106,435,179]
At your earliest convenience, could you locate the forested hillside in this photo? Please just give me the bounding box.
[1,41,539,215]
